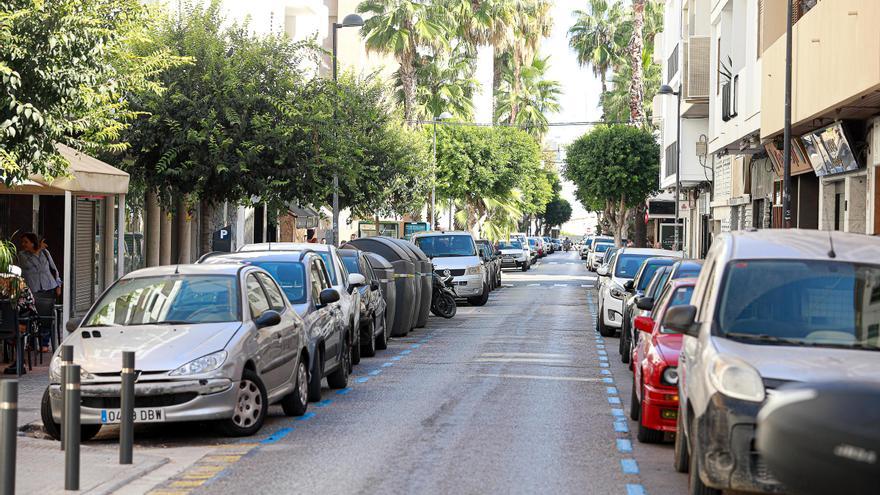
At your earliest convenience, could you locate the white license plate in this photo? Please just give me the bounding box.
[100,407,166,424]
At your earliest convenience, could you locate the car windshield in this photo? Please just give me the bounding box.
[717,260,880,350]
[648,270,672,298]
[85,275,240,326]
[415,235,477,257]
[673,264,701,279]
[661,286,695,333]
[615,254,653,279]
[528,239,537,247]
[637,260,675,291]
[595,243,613,253]
[249,262,306,304]
[340,254,361,276]
[499,241,522,249]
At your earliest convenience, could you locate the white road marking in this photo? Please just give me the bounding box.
[474,373,602,383]
[527,283,540,286]
[553,283,567,287]
[474,358,572,364]
[480,352,570,358]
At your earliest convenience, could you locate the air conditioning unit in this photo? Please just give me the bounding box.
[653,32,665,65]
[685,36,710,100]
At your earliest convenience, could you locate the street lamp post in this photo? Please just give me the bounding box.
[658,84,682,252]
[431,112,453,229]
[331,13,364,245]
[782,0,793,228]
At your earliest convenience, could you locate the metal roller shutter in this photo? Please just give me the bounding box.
[74,199,96,315]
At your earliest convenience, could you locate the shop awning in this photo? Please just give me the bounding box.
[0,144,130,195]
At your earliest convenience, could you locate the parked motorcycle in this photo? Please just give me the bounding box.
[430,272,457,319]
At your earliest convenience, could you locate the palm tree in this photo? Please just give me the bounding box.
[399,46,479,121]
[358,0,447,123]
[627,0,647,124]
[568,0,627,95]
[495,56,561,137]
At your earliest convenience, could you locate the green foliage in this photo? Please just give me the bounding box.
[568,0,628,91]
[540,197,573,230]
[400,45,478,121]
[0,238,15,273]
[495,56,561,138]
[0,0,183,184]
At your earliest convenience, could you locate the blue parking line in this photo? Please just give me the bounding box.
[411,344,421,348]
[621,459,640,474]
[606,387,618,395]
[608,396,621,405]
[599,362,610,368]
[335,388,352,395]
[260,427,294,444]
[616,439,633,453]
[626,484,647,495]
[315,399,333,407]
[601,369,611,375]
[368,369,382,376]
[295,412,316,421]
[400,349,412,355]
[611,408,624,417]
[355,377,369,383]
[599,355,609,362]
[602,377,614,384]
[391,356,402,361]
[596,344,606,349]
[614,420,629,433]
[598,350,607,355]
[381,362,394,367]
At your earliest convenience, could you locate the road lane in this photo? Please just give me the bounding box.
[146,250,687,495]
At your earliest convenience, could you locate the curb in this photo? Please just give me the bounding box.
[85,456,171,495]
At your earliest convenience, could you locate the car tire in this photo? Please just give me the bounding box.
[375,314,388,350]
[327,335,351,389]
[41,387,102,442]
[620,326,631,364]
[467,283,490,306]
[629,382,640,421]
[350,324,361,365]
[280,357,309,417]
[673,404,690,473]
[307,348,323,402]
[597,306,615,337]
[689,445,721,495]
[361,318,377,358]
[521,262,528,272]
[217,369,267,437]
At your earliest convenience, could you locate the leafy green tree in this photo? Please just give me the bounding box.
[568,0,628,95]
[539,197,573,234]
[495,56,561,138]
[564,125,659,246]
[401,45,478,121]
[0,0,181,184]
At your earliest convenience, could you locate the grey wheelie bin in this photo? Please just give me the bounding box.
[347,237,416,337]
[363,252,396,340]
[390,238,433,328]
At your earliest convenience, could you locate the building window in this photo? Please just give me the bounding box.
[668,43,679,83]
[665,142,678,178]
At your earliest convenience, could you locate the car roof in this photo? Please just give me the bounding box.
[412,231,472,237]
[239,242,331,253]
[643,256,677,265]
[618,247,680,256]
[669,277,697,288]
[723,229,880,263]
[672,259,704,270]
[200,251,316,264]
[123,263,244,278]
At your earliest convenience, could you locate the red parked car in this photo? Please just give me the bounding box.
[629,278,696,443]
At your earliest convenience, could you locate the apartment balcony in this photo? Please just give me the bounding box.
[761,0,880,138]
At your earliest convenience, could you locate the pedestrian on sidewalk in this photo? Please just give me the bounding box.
[18,233,61,352]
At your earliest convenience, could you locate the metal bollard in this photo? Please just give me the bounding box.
[119,351,135,465]
[63,365,80,491]
[0,381,17,495]
[60,345,73,451]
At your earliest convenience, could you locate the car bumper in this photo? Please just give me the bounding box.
[641,382,679,432]
[452,274,483,297]
[693,393,785,493]
[603,295,624,328]
[500,256,526,267]
[49,378,237,425]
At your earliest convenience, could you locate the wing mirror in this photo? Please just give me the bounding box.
[596,266,609,277]
[370,280,380,291]
[318,288,340,307]
[662,305,698,337]
[347,273,366,293]
[635,296,654,311]
[255,310,281,328]
[634,315,655,334]
[66,317,82,333]
[623,280,635,291]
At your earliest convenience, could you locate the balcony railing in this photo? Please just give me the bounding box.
[667,43,679,83]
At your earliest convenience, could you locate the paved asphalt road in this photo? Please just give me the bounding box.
[147,251,687,495]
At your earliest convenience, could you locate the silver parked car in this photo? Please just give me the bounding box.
[42,264,311,439]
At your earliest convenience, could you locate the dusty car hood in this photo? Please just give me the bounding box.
[712,337,880,383]
[69,322,243,373]
[430,256,480,270]
[653,334,682,364]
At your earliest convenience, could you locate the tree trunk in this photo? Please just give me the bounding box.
[374,214,380,238]
[628,0,646,124]
[600,69,607,96]
[509,56,522,124]
[159,207,172,265]
[144,189,160,267]
[633,204,647,247]
[199,199,215,255]
[493,50,504,118]
[176,195,192,263]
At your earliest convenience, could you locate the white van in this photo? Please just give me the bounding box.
[412,231,490,306]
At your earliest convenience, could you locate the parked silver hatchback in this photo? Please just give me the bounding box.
[42,264,311,439]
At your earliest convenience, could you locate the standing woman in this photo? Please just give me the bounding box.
[18,233,61,352]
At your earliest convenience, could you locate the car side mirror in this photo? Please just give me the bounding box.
[635,297,654,311]
[634,315,655,333]
[255,310,281,328]
[596,266,609,277]
[347,273,366,293]
[66,317,82,333]
[623,280,634,291]
[662,305,698,337]
[370,280,380,291]
[318,288,340,306]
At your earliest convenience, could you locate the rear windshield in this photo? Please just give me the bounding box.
[717,260,880,350]
[250,262,306,303]
[637,260,675,291]
[415,235,477,258]
[615,254,653,279]
[499,241,522,249]
[595,243,613,253]
[340,254,361,276]
[673,265,701,279]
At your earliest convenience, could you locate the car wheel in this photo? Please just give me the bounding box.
[620,325,631,363]
[280,357,309,417]
[41,387,102,442]
[689,445,721,495]
[467,282,490,306]
[217,369,267,437]
[361,318,377,358]
[307,348,322,402]
[375,314,388,350]
[597,306,615,337]
[350,323,361,365]
[521,262,528,272]
[673,403,690,473]
[327,334,351,389]
[629,381,640,421]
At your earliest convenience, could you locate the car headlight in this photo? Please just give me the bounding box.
[661,366,679,386]
[708,356,765,402]
[610,285,626,300]
[169,350,228,377]
[465,265,482,275]
[49,355,94,383]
